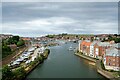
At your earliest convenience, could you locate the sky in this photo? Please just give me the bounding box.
[2,2,119,37]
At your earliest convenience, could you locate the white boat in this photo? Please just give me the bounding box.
[69,46,73,51]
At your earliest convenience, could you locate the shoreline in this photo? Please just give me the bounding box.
[24,60,43,80]
[74,53,96,63]
[24,49,50,79]
[74,52,120,80]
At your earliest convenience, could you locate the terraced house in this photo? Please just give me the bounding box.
[79,40,120,71]
[103,47,120,71]
[80,40,92,56]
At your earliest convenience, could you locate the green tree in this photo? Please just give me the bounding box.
[101,38,106,42]
[2,44,12,58]
[12,36,19,42]
[13,67,26,79]
[114,34,117,37]
[108,35,113,41]
[2,65,13,80]
[37,56,44,63]
[61,33,67,36]
[90,37,94,42]
[114,38,120,43]
[7,36,20,45]
[17,40,25,47]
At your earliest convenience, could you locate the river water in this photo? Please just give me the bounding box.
[27,41,105,78]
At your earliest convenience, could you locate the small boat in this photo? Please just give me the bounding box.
[69,46,73,51]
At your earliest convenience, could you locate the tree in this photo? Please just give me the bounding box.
[101,38,106,42]
[12,36,19,42]
[37,56,44,63]
[17,40,25,47]
[114,38,120,43]
[61,33,67,36]
[13,67,26,79]
[108,35,113,41]
[46,35,55,38]
[2,44,12,58]
[2,65,13,80]
[90,37,94,42]
[7,36,20,45]
[114,34,117,37]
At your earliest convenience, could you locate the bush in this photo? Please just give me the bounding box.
[41,49,50,59]
[12,67,26,80]
[2,44,12,58]
[30,60,37,67]
[100,60,105,70]
[7,36,20,45]
[17,40,25,47]
[118,71,120,76]
[2,65,26,80]
[2,65,13,80]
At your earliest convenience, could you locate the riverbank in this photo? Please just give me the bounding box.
[74,52,120,79]
[24,49,50,79]
[2,49,50,80]
[74,52,96,63]
[24,58,44,79]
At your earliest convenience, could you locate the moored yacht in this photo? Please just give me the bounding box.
[69,46,73,51]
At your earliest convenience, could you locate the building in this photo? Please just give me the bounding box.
[78,40,82,52]
[90,41,98,58]
[97,42,112,59]
[1,34,13,39]
[94,43,100,59]
[8,44,17,51]
[103,47,120,71]
[80,40,92,56]
[21,37,31,41]
[79,40,119,61]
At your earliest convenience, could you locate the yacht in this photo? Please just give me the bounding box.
[69,46,73,51]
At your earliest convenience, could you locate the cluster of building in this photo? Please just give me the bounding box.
[0,34,13,40]
[79,40,120,71]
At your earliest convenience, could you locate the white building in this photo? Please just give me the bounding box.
[90,41,98,58]
[78,40,82,52]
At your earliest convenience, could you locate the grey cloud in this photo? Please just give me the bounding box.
[1,0,120,2]
[2,2,118,37]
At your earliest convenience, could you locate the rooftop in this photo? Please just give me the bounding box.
[106,47,120,57]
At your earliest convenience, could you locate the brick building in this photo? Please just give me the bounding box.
[79,40,92,56]
[103,47,120,71]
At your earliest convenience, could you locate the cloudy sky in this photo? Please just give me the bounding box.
[2,2,118,37]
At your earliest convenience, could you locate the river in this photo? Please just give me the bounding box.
[27,41,106,78]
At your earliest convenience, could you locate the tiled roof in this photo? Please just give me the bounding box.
[106,47,120,57]
[81,41,86,45]
[80,40,92,47]
[112,43,120,49]
[84,42,92,46]
[97,42,111,46]
[90,41,99,46]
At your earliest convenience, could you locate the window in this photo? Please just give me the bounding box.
[113,63,115,66]
[113,59,115,61]
[109,59,111,61]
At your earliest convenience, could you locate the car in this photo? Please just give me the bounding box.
[25,60,32,64]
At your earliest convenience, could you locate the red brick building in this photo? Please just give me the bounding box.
[104,47,120,71]
[80,40,92,56]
